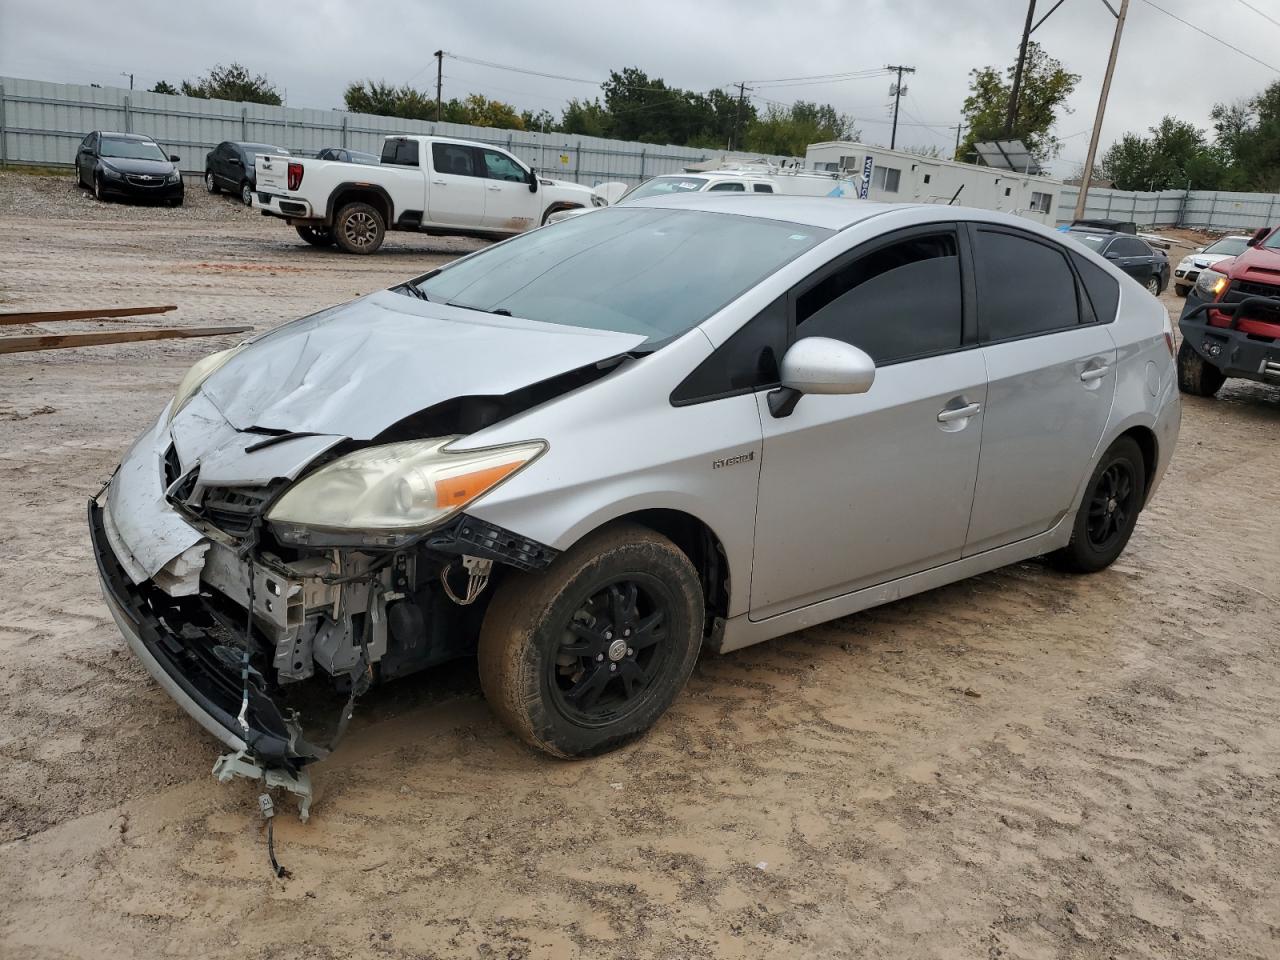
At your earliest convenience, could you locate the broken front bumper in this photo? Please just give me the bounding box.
[89,498,323,770]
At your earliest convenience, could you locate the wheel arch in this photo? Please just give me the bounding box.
[326,183,394,226]
[562,507,731,642]
[1117,424,1158,506]
[541,200,585,224]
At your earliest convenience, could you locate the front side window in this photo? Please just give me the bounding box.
[481,149,527,182]
[413,208,831,346]
[708,181,746,192]
[99,137,167,161]
[795,232,962,364]
[974,230,1079,342]
[872,166,901,193]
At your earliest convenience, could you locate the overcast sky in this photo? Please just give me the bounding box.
[3,0,1278,175]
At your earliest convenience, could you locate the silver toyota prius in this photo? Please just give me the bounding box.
[90,194,1181,788]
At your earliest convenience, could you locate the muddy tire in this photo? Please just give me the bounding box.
[332,202,385,255]
[295,225,334,247]
[1052,436,1146,574]
[478,523,703,758]
[1177,341,1225,397]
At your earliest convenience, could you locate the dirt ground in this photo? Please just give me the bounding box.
[1,172,1278,960]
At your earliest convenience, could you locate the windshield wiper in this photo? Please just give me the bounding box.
[397,282,429,301]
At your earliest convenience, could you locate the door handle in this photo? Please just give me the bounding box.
[937,402,981,422]
[431,179,446,185]
[1080,365,1110,382]
[487,185,502,191]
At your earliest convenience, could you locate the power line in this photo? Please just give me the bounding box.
[1136,0,1280,73]
[1233,0,1280,30]
[746,67,892,84]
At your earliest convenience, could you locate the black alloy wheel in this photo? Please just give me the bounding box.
[1086,460,1135,552]
[549,577,671,727]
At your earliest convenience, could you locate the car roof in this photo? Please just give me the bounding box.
[98,132,152,141]
[1067,226,1125,238]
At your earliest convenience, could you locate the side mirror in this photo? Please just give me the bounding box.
[768,337,875,418]
[169,154,180,163]
[1104,251,1120,259]
[526,169,539,193]
[1248,226,1270,247]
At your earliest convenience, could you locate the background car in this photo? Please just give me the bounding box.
[75,132,183,206]
[204,141,290,205]
[1172,234,1251,296]
[1071,217,1138,235]
[1065,227,1169,295]
[315,146,379,164]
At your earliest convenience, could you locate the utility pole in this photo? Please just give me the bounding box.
[121,72,134,91]
[1074,0,1129,220]
[729,81,748,152]
[433,50,444,120]
[1006,0,1036,136]
[954,123,963,159]
[885,65,915,150]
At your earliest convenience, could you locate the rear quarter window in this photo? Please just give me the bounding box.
[1070,251,1120,324]
[974,229,1079,341]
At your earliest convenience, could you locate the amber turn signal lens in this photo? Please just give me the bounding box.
[434,461,524,508]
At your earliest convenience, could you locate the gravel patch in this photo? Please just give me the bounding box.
[0,169,265,222]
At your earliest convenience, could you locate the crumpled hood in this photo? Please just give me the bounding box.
[199,289,645,440]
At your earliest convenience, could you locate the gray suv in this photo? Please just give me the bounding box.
[90,195,1181,796]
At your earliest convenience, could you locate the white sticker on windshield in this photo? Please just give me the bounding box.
[789,234,810,241]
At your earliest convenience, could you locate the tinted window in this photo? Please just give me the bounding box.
[671,297,785,404]
[795,232,962,363]
[1115,237,1151,257]
[428,142,474,175]
[480,149,526,182]
[975,230,1079,341]
[414,208,831,346]
[708,181,746,192]
[753,183,774,193]
[382,138,420,167]
[1070,252,1120,324]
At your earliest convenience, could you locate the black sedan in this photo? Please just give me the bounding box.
[76,132,183,205]
[315,146,379,164]
[1064,227,1169,295]
[205,141,290,205]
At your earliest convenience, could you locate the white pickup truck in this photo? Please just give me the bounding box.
[252,135,604,254]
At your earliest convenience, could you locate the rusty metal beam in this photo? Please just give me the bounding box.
[0,325,250,355]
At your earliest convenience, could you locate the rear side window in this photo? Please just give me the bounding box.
[1070,252,1120,324]
[753,183,774,193]
[1113,237,1150,257]
[795,232,963,364]
[974,230,1079,342]
[431,143,477,176]
[708,181,746,192]
[382,138,420,167]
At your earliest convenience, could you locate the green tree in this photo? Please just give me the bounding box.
[561,98,611,137]
[1101,116,1230,190]
[744,101,856,156]
[958,41,1079,163]
[1210,80,1280,190]
[461,93,525,130]
[148,80,178,95]
[521,109,558,133]
[181,63,282,105]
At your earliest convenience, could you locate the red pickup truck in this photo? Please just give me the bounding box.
[1177,225,1280,395]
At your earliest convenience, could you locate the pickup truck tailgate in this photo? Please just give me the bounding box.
[256,155,290,194]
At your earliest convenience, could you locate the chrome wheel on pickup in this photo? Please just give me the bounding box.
[333,202,386,255]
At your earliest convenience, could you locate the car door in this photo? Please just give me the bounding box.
[426,142,487,228]
[478,147,539,230]
[76,133,96,184]
[964,224,1118,555]
[749,225,987,619]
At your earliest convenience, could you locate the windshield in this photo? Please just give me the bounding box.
[1261,230,1280,251]
[1204,237,1249,256]
[1067,232,1108,251]
[100,138,167,161]
[623,177,709,201]
[412,207,832,345]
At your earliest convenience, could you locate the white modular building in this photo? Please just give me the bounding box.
[805,141,1064,227]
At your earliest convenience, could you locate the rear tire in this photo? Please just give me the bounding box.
[295,225,334,247]
[240,180,253,206]
[1177,341,1226,397]
[1145,275,1161,296]
[332,202,385,254]
[1051,436,1146,574]
[478,523,704,758]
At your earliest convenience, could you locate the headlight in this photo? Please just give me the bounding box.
[167,171,181,184]
[101,165,123,179]
[1194,269,1229,299]
[166,344,244,425]
[1176,257,1192,271]
[266,437,547,547]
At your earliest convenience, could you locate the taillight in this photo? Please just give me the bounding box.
[287,162,304,191]
[1164,331,1175,356]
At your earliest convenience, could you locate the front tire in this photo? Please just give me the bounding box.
[1174,283,1189,297]
[478,523,704,758]
[1052,436,1146,574]
[205,171,219,194]
[332,202,386,254]
[93,174,107,202]
[295,225,334,247]
[1177,341,1226,397]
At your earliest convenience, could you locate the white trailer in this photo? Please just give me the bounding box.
[805,141,1063,226]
